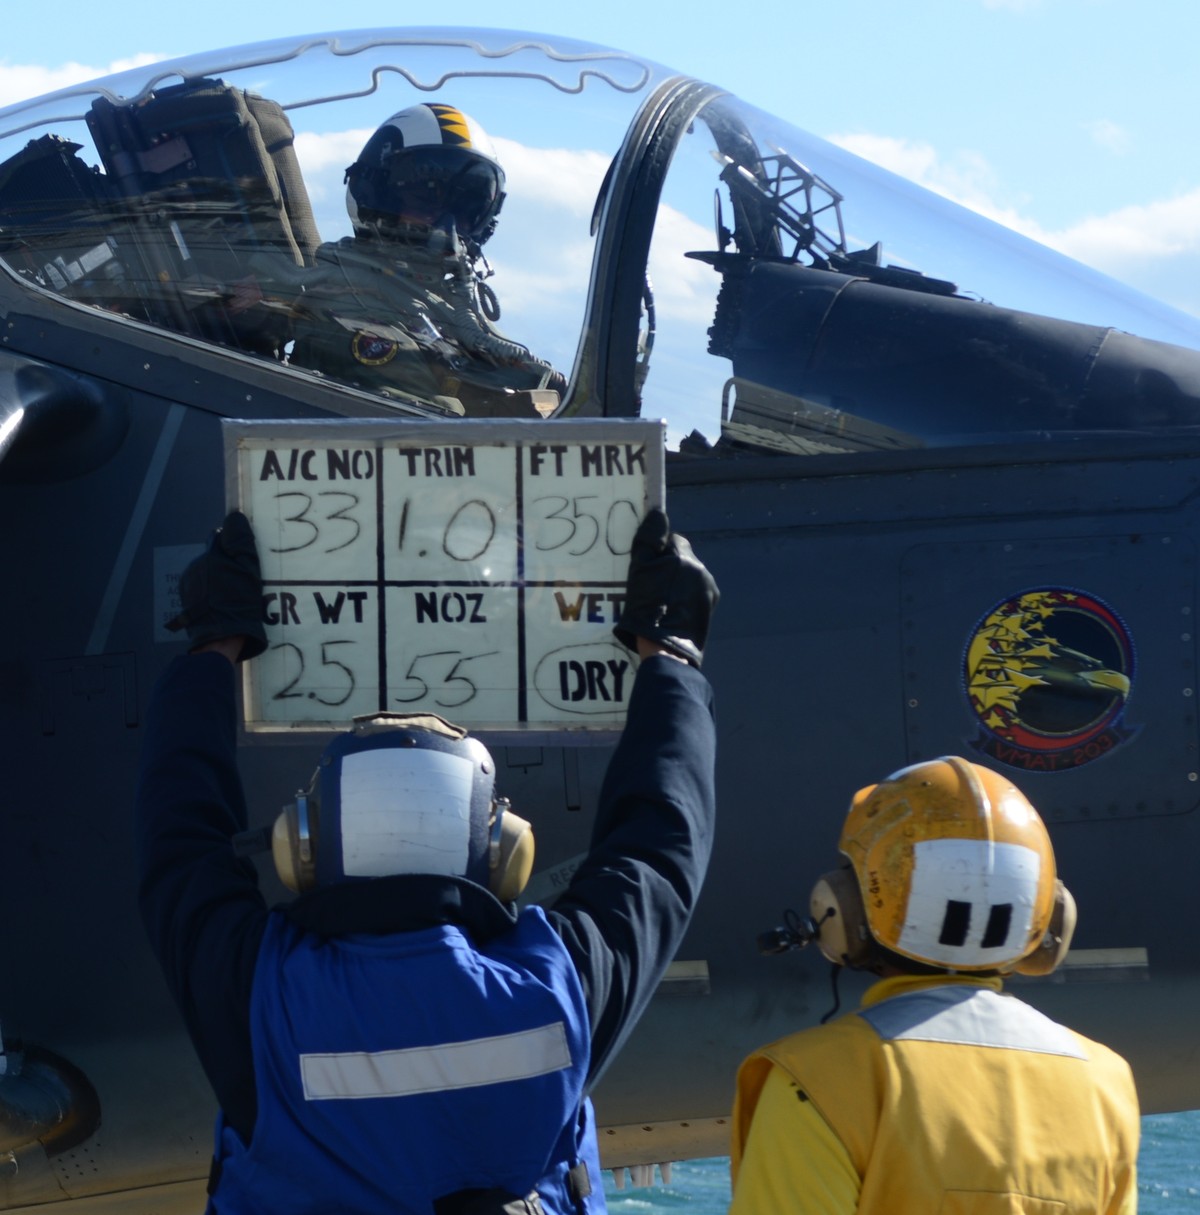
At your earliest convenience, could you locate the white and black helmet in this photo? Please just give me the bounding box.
[345,103,506,245]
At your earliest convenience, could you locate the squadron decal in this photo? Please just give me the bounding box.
[963,588,1137,772]
[350,330,400,366]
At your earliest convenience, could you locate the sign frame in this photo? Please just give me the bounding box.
[224,417,664,740]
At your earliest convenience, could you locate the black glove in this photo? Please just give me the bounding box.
[166,510,268,662]
[614,507,719,668]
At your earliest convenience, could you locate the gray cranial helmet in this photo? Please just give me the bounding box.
[273,713,496,891]
[272,712,535,902]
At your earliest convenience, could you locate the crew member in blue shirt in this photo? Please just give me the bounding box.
[135,507,718,1215]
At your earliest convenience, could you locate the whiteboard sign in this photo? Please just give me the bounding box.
[224,418,664,733]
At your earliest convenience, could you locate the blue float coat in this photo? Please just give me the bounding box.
[214,911,604,1213]
[133,651,716,1146]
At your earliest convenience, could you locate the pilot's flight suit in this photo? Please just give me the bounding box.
[285,234,562,416]
[729,973,1140,1215]
[134,651,716,1214]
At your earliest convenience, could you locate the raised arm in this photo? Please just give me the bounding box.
[134,511,270,1138]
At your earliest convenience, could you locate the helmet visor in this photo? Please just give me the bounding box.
[380,146,503,237]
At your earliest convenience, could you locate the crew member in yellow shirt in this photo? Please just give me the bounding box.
[730,756,1139,1215]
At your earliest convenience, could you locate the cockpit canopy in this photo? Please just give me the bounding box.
[2,27,1200,455]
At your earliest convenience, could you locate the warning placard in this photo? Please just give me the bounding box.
[224,418,664,732]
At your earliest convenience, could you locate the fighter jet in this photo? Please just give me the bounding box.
[3,26,1200,1211]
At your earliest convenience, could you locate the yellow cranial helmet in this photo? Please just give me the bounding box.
[833,756,1060,972]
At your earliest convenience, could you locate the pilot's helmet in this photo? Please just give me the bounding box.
[810,756,1075,975]
[345,103,506,245]
[272,713,533,902]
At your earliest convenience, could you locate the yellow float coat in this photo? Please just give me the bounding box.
[731,975,1139,1215]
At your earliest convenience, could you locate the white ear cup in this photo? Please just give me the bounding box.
[809,867,874,968]
[1011,880,1076,976]
[272,795,316,893]
[488,803,535,902]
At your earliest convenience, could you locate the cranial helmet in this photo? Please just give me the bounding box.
[809,756,1075,975]
[272,713,533,902]
[345,103,506,245]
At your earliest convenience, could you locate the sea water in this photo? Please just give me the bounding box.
[604,1110,1200,1212]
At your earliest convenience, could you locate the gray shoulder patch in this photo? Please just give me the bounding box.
[859,986,1087,1059]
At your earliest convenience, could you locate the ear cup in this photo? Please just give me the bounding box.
[1012,880,1077,976]
[810,867,874,968]
[271,798,317,893]
[489,807,535,902]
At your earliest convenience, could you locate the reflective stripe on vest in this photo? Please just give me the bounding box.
[301,1022,573,1100]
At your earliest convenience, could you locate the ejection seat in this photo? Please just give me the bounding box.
[0,78,320,359]
[85,77,321,356]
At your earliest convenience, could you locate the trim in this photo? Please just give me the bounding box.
[1061,947,1148,971]
[657,960,710,995]
[598,1116,731,1170]
[861,986,1086,1060]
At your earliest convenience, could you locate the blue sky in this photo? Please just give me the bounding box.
[2,0,1197,318]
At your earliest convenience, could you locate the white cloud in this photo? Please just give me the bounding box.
[1084,118,1131,155]
[293,128,372,178]
[827,130,1200,316]
[0,55,165,109]
[483,138,609,340]
[1052,189,1200,265]
[831,133,1015,222]
[492,136,611,219]
[646,202,723,325]
[293,127,373,239]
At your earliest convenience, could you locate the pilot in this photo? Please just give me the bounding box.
[286,102,565,417]
[728,758,1140,1215]
[135,507,718,1214]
